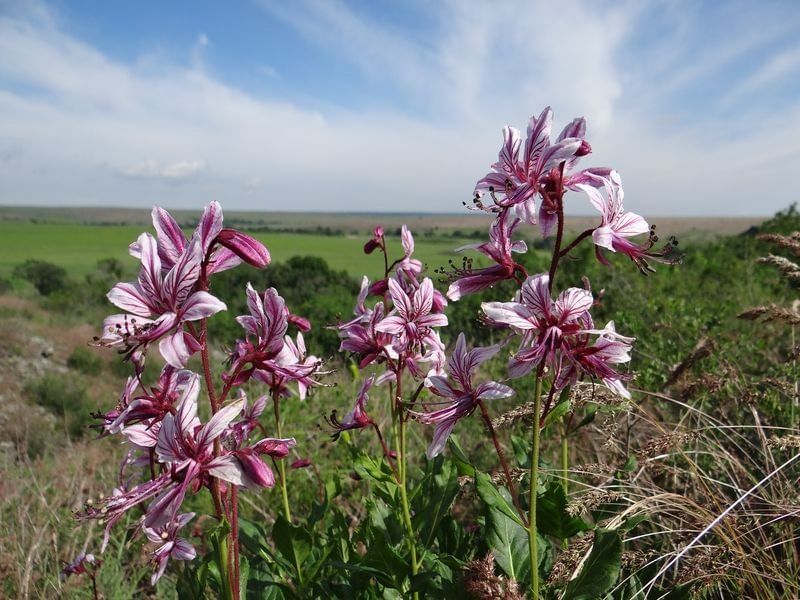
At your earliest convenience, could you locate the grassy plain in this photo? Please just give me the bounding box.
[0,206,765,280]
[0,221,467,280]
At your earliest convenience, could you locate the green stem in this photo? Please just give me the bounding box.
[217,520,233,600]
[394,373,419,599]
[529,375,543,599]
[560,415,569,496]
[272,393,293,523]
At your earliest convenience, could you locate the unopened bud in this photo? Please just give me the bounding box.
[369,279,389,296]
[216,228,271,268]
[574,140,592,157]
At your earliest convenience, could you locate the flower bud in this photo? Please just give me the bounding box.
[216,228,271,268]
[575,140,592,157]
[368,279,388,296]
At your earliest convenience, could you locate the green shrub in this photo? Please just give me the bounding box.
[12,259,69,296]
[67,346,103,375]
[24,373,94,438]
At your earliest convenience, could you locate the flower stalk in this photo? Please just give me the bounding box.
[528,374,543,599]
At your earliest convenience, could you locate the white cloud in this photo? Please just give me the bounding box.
[0,0,798,216]
[119,159,207,181]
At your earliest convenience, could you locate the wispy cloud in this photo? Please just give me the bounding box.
[119,159,207,181]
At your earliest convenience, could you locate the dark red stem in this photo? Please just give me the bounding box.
[559,227,595,259]
[478,399,529,527]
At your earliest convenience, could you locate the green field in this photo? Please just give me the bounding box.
[0,221,471,280]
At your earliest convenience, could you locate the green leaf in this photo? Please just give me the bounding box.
[447,435,476,476]
[537,483,592,540]
[272,516,312,580]
[542,399,570,430]
[238,555,250,600]
[413,458,460,548]
[563,528,622,600]
[484,490,536,586]
[475,471,524,528]
[571,405,597,433]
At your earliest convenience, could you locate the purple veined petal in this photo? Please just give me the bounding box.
[150,552,170,586]
[207,246,242,274]
[401,225,415,257]
[602,377,631,400]
[216,228,271,268]
[137,233,163,299]
[515,196,538,226]
[426,418,457,459]
[152,206,188,268]
[539,138,582,173]
[553,287,594,322]
[415,278,434,316]
[107,282,154,318]
[159,330,196,368]
[496,125,522,175]
[386,278,412,320]
[175,373,200,428]
[481,302,536,330]
[156,414,185,464]
[198,200,224,254]
[576,182,609,216]
[206,454,248,486]
[520,273,551,318]
[510,240,527,253]
[244,282,267,326]
[538,201,559,238]
[613,211,649,238]
[163,237,202,307]
[145,463,199,528]
[426,375,457,399]
[196,398,245,450]
[447,333,469,382]
[122,421,161,447]
[524,106,553,174]
[556,117,586,142]
[466,343,501,372]
[474,171,515,195]
[375,315,406,335]
[416,312,448,328]
[236,315,259,336]
[172,538,197,561]
[508,354,538,379]
[592,225,616,251]
[475,381,515,401]
[181,291,227,321]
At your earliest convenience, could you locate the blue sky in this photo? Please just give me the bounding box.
[0,0,799,215]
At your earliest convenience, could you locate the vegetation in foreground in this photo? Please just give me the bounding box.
[1,119,799,599]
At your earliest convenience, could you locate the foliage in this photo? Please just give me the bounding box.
[13,259,69,296]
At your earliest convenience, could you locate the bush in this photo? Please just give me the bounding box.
[24,373,94,438]
[0,277,12,294]
[12,259,69,296]
[67,346,103,375]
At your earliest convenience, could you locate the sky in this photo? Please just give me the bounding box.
[0,0,799,216]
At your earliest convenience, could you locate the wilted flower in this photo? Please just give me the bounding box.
[443,210,528,301]
[326,376,375,439]
[61,551,100,580]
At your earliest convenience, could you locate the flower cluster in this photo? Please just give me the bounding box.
[83,202,319,585]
